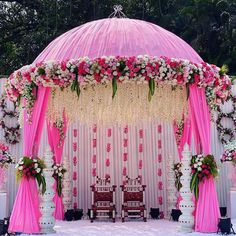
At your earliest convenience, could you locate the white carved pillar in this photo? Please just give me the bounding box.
[179,144,194,233]
[62,156,72,211]
[39,147,55,233]
[166,156,177,218]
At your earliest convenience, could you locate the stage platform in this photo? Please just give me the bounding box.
[22,219,236,236]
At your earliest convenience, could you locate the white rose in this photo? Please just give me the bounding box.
[58,173,63,177]
[198,162,202,166]
[53,165,57,170]
[195,158,199,162]
[55,170,58,174]
[194,164,198,168]
[198,167,202,171]
[18,166,23,171]
[59,167,62,171]
[34,163,38,168]
[36,168,41,173]
[15,164,19,169]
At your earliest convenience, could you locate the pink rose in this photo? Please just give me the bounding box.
[106,158,110,167]
[107,128,112,137]
[73,129,77,137]
[92,155,96,164]
[123,153,128,161]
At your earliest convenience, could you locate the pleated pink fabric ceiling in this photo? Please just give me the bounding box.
[34,18,202,63]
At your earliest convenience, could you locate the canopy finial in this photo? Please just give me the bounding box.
[109,5,127,18]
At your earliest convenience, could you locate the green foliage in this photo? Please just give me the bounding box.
[0,0,236,75]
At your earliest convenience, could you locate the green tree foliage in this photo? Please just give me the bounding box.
[0,0,235,75]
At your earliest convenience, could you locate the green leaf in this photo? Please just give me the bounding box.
[71,79,76,92]
[148,78,155,97]
[38,67,45,75]
[190,172,198,192]
[148,89,152,102]
[76,83,80,99]
[16,95,21,107]
[112,77,117,99]
[219,64,229,75]
[41,176,46,195]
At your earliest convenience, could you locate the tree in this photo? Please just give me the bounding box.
[0,0,235,76]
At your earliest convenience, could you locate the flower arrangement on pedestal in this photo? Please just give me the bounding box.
[16,156,46,194]
[52,164,66,196]
[190,154,218,199]
[0,142,14,167]
[173,162,183,191]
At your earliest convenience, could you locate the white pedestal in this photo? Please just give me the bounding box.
[230,190,236,219]
[0,192,8,219]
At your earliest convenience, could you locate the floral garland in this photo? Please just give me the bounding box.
[54,118,65,147]
[174,119,184,146]
[190,154,218,199]
[221,140,236,165]
[52,163,66,197]
[0,93,21,144]
[216,94,236,144]
[0,142,14,168]
[4,55,231,122]
[15,156,46,194]
[173,162,183,191]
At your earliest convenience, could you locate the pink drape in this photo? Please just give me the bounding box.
[9,87,50,234]
[47,112,68,220]
[189,85,220,233]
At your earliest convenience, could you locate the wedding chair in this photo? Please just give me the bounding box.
[90,176,116,222]
[120,176,147,222]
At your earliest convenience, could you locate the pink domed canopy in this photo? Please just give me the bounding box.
[34,18,202,63]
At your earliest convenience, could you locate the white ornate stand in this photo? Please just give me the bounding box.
[179,144,194,233]
[62,156,72,212]
[166,156,177,218]
[39,147,55,233]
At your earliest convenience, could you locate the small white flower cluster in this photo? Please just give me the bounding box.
[15,157,43,176]
[53,163,66,178]
[193,155,204,171]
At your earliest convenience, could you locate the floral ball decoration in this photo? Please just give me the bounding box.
[173,162,183,191]
[0,142,14,168]
[0,93,21,144]
[16,156,46,194]
[216,94,236,144]
[221,150,236,165]
[52,164,66,197]
[4,56,231,122]
[221,140,236,165]
[190,154,218,199]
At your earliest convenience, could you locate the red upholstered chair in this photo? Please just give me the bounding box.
[90,176,116,222]
[120,176,147,222]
